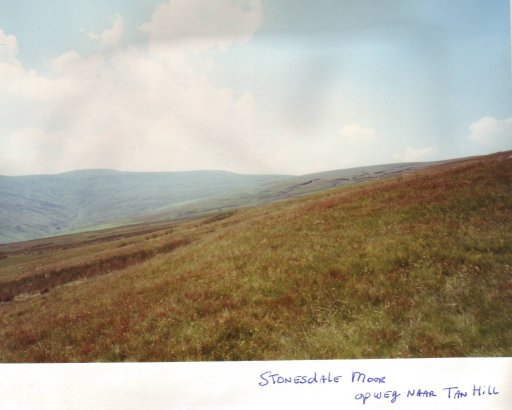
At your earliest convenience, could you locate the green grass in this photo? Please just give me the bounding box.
[0,152,510,361]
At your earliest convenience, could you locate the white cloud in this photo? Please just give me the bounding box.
[340,124,377,143]
[0,1,269,176]
[0,30,24,90]
[396,146,438,162]
[3,47,261,174]
[2,0,457,177]
[468,116,512,149]
[0,29,19,62]
[0,30,63,115]
[49,50,82,74]
[87,14,124,48]
[140,0,263,52]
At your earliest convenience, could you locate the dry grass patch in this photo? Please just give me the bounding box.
[0,152,510,361]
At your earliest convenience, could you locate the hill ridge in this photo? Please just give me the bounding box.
[0,158,453,244]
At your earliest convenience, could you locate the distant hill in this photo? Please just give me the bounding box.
[0,161,445,243]
[0,170,289,243]
[140,161,447,223]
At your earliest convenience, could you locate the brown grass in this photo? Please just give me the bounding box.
[0,151,510,362]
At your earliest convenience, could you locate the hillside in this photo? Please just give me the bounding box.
[0,170,290,243]
[143,161,444,223]
[0,161,442,244]
[0,151,510,361]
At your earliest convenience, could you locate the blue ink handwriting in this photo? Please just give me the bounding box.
[258,371,341,387]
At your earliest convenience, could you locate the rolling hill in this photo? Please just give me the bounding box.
[0,151,510,361]
[0,161,443,244]
[0,169,290,243]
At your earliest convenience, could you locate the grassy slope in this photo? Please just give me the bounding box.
[0,152,510,361]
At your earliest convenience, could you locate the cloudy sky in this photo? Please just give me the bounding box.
[0,0,510,176]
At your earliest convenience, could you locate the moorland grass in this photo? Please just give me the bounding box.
[0,152,510,361]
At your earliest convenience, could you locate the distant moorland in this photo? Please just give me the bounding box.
[0,151,510,361]
[1,161,441,243]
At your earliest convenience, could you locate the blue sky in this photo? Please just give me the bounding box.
[0,0,510,175]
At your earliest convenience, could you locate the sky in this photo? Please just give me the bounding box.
[0,0,511,176]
